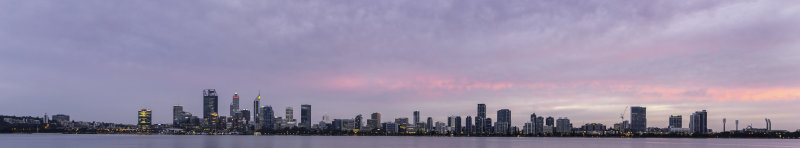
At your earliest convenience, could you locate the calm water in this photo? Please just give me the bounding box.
[1,134,798,148]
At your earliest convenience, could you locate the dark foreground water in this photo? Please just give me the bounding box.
[1,134,798,148]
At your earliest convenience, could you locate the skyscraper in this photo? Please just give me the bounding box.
[465,116,472,134]
[669,115,682,128]
[413,110,420,124]
[426,117,433,133]
[689,110,708,134]
[285,107,296,127]
[355,114,363,130]
[496,109,511,134]
[723,118,727,132]
[241,109,251,124]
[138,109,152,129]
[535,116,544,134]
[203,89,218,127]
[253,93,261,128]
[546,116,554,126]
[477,104,486,134]
[261,106,274,130]
[455,116,462,134]
[173,105,183,127]
[230,92,239,117]
[556,117,572,134]
[630,106,646,133]
[300,104,311,128]
[368,112,381,130]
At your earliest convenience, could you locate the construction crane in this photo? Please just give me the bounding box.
[620,106,628,122]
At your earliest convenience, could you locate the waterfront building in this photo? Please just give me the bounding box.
[52,114,70,123]
[300,104,311,128]
[203,89,219,127]
[556,117,572,134]
[367,112,381,130]
[138,109,152,129]
[669,115,682,128]
[253,92,261,129]
[413,110,420,124]
[546,116,554,126]
[630,106,646,133]
[496,109,511,134]
[355,114,363,130]
[465,116,472,134]
[535,116,544,134]
[426,117,433,132]
[172,105,183,127]
[689,110,708,134]
[284,107,296,128]
[455,116,462,134]
[261,106,274,130]
[384,122,399,134]
[477,104,486,134]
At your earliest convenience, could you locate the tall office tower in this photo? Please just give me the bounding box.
[477,104,486,133]
[413,110,420,124]
[689,110,708,134]
[261,106,274,130]
[138,109,152,129]
[546,116,554,126]
[448,116,454,127]
[300,104,311,128]
[203,89,219,126]
[230,92,239,117]
[497,109,511,134]
[535,116,544,134]
[426,117,433,132]
[723,118,727,132]
[370,112,382,129]
[669,115,682,128]
[630,106,646,132]
[735,120,739,131]
[530,113,537,123]
[485,118,493,133]
[173,105,184,127]
[241,109,251,124]
[354,114,363,129]
[465,116,472,134]
[253,93,261,127]
[455,116,462,134]
[556,117,572,134]
[285,107,294,120]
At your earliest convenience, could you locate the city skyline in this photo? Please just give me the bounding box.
[2,0,800,132]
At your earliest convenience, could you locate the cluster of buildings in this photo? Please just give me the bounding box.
[4,88,792,137]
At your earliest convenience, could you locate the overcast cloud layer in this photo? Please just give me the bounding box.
[1,0,800,130]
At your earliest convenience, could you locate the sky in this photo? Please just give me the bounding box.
[1,0,799,131]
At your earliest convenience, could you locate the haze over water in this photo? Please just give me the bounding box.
[2,134,797,148]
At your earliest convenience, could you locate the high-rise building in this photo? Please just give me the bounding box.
[465,116,472,134]
[300,104,311,128]
[173,105,183,126]
[367,112,381,130]
[138,109,152,129]
[556,117,572,134]
[355,114,363,130]
[413,110,420,124]
[735,120,739,131]
[765,118,771,131]
[485,118,493,133]
[241,109,251,124]
[261,106,274,130]
[230,92,239,117]
[535,116,544,134]
[203,89,219,127]
[477,104,486,133]
[285,107,294,120]
[455,116,462,134]
[530,113,537,134]
[689,110,708,134]
[546,116,554,126]
[426,117,433,133]
[669,115,682,128]
[253,92,261,127]
[630,106,646,133]
[496,109,511,134]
